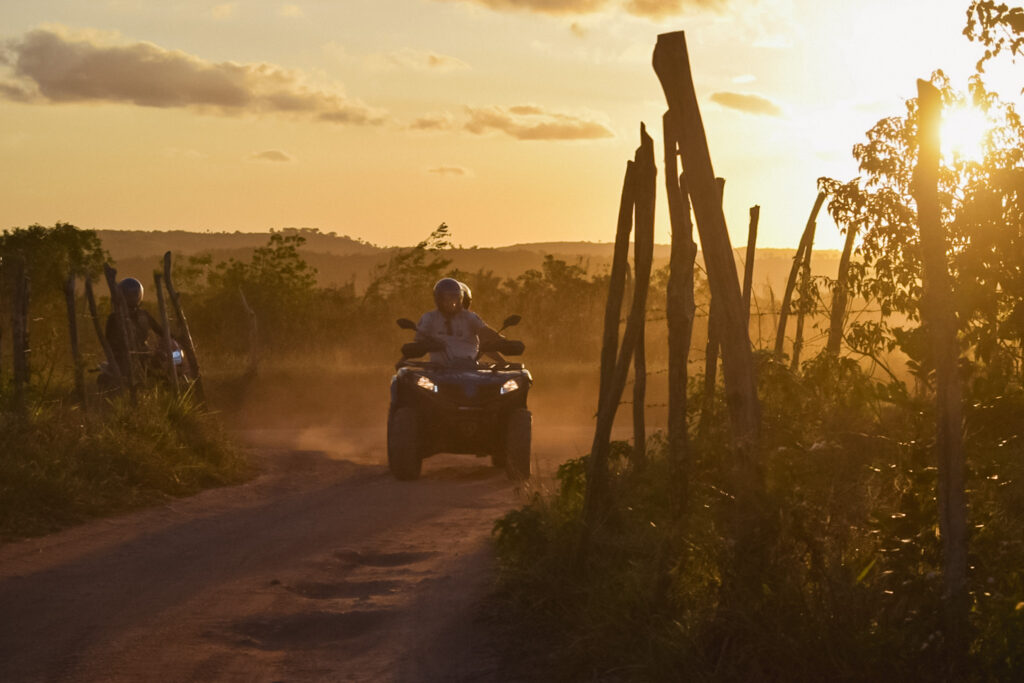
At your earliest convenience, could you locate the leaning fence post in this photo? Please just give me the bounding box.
[699,178,727,438]
[742,206,760,326]
[653,31,760,459]
[775,191,825,361]
[84,277,124,394]
[631,132,657,467]
[790,224,817,371]
[64,272,86,406]
[153,270,179,397]
[163,251,205,404]
[103,264,137,400]
[664,110,697,482]
[584,124,656,530]
[827,219,859,357]
[914,78,968,677]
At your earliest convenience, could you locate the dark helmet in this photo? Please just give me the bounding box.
[433,277,463,318]
[118,277,144,309]
[459,281,472,310]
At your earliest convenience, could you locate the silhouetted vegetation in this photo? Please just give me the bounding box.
[492,8,1024,681]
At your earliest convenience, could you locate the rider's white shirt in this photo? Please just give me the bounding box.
[416,309,486,362]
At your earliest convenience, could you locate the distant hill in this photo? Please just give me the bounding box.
[98,229,842,299]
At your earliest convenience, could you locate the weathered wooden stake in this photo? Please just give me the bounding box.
[631,136,657,467]
[654,31,760,457]
[699,178,727,438]
[775,191,825,361]
[914,78,968,675]
[154,270,179,397]
[103,264,137,399]
[84,277,124,393]
[163,251,205,403]
[790,224,817,371]
[584,125,656,529]
[826,221,859,356]
[664,110,697,479]
[64,272,86,406]
[598,162,636,405]
[743,206,760,325]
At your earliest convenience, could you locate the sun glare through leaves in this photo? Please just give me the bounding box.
[940,104,990,162]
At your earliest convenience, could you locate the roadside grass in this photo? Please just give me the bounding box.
[492,355,1024,682]
[0,388,252,542]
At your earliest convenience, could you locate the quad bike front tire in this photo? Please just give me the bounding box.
[388,407,422,481]
[504,408,532,481]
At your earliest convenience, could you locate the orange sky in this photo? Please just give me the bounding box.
[0,0,1009,250]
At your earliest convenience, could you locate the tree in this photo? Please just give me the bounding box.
[819,72,1024,386]
[965,1,1024,69]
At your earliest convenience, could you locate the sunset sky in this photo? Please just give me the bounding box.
[0,0,1009,250]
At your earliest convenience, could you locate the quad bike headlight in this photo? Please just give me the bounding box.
[500,378,520,395]
[416,375,439,393]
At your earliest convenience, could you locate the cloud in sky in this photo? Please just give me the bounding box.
[376,48,469,72]
[409,113,456,131]
[709,91,782,117]
[465,104,614,140]
[0,27,385,125]
[434,0,729,18]
[427,166,468,176]
[249,149,293,162]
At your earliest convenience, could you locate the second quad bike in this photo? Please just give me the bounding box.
[387,315,532,481]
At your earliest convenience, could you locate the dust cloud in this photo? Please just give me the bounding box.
[208,358,666,480]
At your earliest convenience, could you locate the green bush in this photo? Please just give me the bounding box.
[493,358,1024,681]
[0,389,251,541]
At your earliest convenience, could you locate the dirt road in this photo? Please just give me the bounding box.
[0,435,527,682]
[0,366,646,681]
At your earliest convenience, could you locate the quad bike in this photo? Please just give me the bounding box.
[387,315,533,481]
[96,338,194,394]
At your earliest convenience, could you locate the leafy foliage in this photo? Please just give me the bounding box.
[819,72,1024,390]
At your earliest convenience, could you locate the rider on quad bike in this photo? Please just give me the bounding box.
[414,277,504,365]
[102,277,187,390]
[388,278,533,481]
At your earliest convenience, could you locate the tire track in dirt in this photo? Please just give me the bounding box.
[0,446,518,682]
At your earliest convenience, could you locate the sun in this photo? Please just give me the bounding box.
[940,105,990,162]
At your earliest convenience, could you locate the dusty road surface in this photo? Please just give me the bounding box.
[0,365,653,681]
[0,438,522,682]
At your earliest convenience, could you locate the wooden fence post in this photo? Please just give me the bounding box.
[914,78,968,676]
[64,272,86,406]
[664,110,698,481]
[584,125,656,529]
[790,224,817,371]
[12,254,30,409]
[827,221,859,356]
[154,270,179,397]
[163,251,205,404]
[699,179,727,438]
[775,191,825,361]
[743,206,760,325]
[84,277,124,393]
[103,264,137,400]
[631,129,657,467]
[598,163,636,406]
[653,31,760,458]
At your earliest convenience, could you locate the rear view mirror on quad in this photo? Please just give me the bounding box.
[500,314,521,331]
[396,318,418,331]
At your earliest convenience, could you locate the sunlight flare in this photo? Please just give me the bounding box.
[940,104,989,162]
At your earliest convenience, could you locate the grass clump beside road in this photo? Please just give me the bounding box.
[492,356,1024,682]
[0,390,251,542]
